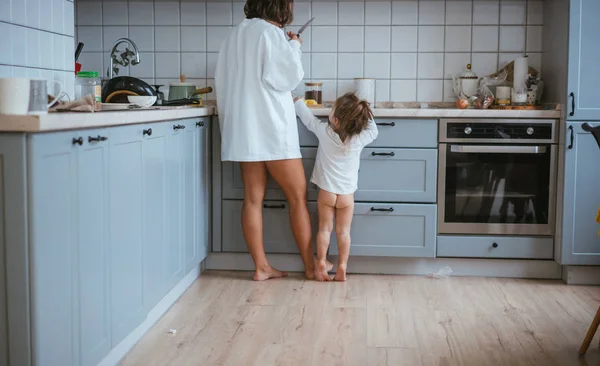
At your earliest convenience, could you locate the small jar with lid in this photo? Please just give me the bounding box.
[75,71,102,103]
[305,82,323,104]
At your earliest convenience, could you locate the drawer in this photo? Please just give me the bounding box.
[222,148,318,200]
[370,119,438,148]
[330,203,436,258]
[356,148,437,203]
[222,200,318,254]
[436,236,554,259]
[298,118,319,147]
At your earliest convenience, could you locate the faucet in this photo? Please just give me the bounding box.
[107,38,141,79]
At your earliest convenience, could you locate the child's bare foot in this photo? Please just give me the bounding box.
[315,260,332,281]
[253,266,288,281]
[334,263,347,281]
[314,258,334,272]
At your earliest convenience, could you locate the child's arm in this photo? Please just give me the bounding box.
[294,98,327,138]
[359,119,379,146]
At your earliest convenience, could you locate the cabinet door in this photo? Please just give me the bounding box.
[222,200,318,254]
[76,129,111,366]
[142,123,169,310]
[28,131,79,365]
[0,167,5,366]
[356,148,437,203]
[108,125,145,346]
[197,119,211,263]
[222,148,318,200]
[329,203,437,258]
[567,0,600,120]
[165,122,185,286]
[561,122,600,264]
[183,119,199,273]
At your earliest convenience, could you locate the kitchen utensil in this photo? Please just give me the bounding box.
[297,17,315,37]
[127,95,157,108]
[102,76,157,103]
[152,85,165,105]
[452,64,479,99]
[168,75,213,101]
[75,42,84,62]
[161,98,202,107]
[29,79,63,114]
[355,78,375,105]
[0,78,30,115]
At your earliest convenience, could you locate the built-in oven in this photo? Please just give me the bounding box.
[438,119,558,236]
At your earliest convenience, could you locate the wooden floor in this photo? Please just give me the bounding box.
[121,271,600,366]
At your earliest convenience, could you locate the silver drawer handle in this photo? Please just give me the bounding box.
[450,145,547,154]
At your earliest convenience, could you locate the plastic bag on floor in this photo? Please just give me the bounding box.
[428,266,453,279]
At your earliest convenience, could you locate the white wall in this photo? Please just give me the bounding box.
[76,0,544,103]
[0,0,76,98]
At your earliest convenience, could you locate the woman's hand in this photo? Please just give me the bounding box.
[287,31,303,45]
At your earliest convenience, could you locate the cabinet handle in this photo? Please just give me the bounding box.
[371,207,394,212]
[263,204,286,209]
[492,243,499,248]
[143,128,152,136]
[376,122,395,127]
[88,135,108,143]
[72,137,83,146]
[196,121,204,127]
[173,124,185,130]
[569,92,575,117]
[371,152,395,157]
[568,125,574,149]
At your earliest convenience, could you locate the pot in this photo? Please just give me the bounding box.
[168,74,213,101]
[452,64,480,99]
[102,76,157,103]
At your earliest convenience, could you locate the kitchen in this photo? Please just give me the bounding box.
[1,0,600,365]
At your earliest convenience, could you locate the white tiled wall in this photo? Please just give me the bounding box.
[76,0,543,103]
[0,0,76,97]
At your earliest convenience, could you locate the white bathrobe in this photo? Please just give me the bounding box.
[215,18,304,162]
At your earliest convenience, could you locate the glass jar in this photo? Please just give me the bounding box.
[75,71,102,102]
[305,82,323,104]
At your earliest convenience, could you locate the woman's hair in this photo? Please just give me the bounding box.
[244,0,294,27]
[333,92,374,143]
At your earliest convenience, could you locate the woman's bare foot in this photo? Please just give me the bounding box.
[315,260,332,281]
[334,263,347,281]
[253,266,288,281]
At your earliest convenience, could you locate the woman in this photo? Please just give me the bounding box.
[215,0,315,281]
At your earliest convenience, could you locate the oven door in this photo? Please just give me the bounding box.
[438,144,557,236]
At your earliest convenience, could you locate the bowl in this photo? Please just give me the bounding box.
[127,96,157,108]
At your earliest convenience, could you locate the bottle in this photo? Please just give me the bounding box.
[75,71,102,103]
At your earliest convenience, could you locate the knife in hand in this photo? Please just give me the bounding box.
[297,17,315,37]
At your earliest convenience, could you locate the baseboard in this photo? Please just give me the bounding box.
[206,253,563,280]
[563,265,600,285]
[98,264,202,366]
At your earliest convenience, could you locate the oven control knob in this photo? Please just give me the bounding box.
[526,127,534,136]
[464,127,472,135]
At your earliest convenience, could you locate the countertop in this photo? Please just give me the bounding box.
[0,106,216,132]
[0,102,562,133]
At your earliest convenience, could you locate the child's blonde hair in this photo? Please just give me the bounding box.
[332,92,374,143]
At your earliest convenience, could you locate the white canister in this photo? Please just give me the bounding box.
[0,78,31,115]
[354,78,375,106]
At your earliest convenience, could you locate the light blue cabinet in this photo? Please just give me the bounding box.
[166,122,185,287]
[197,119,211,263]
[108,125,146,347]
[567,0,600,120]
[76,129,111,365]
[329,203,437,258]
[183,120,199,273]
[561,122,600,264]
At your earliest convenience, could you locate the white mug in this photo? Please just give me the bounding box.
[28,79,63,114]
[0,78,31,115]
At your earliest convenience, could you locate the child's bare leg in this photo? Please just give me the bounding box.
[316,190,336,281]
[334,194,354,281]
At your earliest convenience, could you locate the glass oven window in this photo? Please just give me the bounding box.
[443,144,551,225]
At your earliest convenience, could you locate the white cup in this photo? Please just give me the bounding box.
[0,78,31,115]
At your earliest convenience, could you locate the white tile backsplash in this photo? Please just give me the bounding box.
[0,23,11,64]
[0,0,10,22]
[337,79,355,97]
[76,0,545,103]
[27,0,41,29]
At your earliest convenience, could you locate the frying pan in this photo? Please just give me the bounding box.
[102,76,157,103]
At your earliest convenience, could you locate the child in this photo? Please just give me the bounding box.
[294,92,378,281]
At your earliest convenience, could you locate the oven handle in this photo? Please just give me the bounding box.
[449,145,548,154]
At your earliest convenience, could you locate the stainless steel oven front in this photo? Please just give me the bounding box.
[438,119,558,236]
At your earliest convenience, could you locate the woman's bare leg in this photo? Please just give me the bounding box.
[334,194,354,281]
[240,162,287,281]
[266,159,316,279]
[315,190,337,281]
